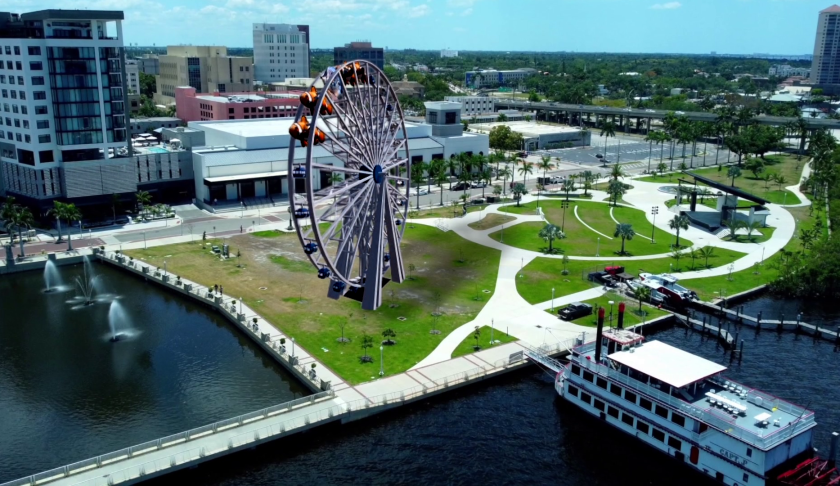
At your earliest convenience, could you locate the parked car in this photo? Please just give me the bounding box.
[595,153,604,159]
[675,111,686,115]
[451,182,471,191]
[645,109,656,113]
[588,271,617,287]
[471,181,487,188]
[559,302,594,321]
[411,187,430,196]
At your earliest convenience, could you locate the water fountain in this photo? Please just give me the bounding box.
[75,263,99,306]
[43,260,62,293]
[107,300,129,342]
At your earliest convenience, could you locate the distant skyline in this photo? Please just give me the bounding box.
[2,0,834,54]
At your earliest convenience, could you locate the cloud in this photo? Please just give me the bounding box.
[650,1,681,9]
[407,4,430,17]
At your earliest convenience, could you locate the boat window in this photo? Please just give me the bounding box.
[639,397,653,411]
[607,405,619,418]
[610,383,622,396]
[698,423,709,434]
[743,473,749,482]
[746,448,752,457]
[596,377,608,389]
[624,390,637,404]
[571,364,581,376]
[580,392,592,404]
[593,399,605,412]
[667,436,682,450]
[655,404,669,418]
[621,413,634,426]
[568,384,579,397]
[670,412,686,427]
[636,421,649,434]
[652,429,665,442]
[583,371,594,382]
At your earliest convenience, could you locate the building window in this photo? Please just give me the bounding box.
[35,105,47,115]
[607,406,619,419]
[39,150,54,162]
[28,46,41,56]
[36,120,49,129]
[624,390,637,404]
[38,134,50,143]
[621,412,634,426]
[610,383,622,397]
[743,473,749,483]
[746,448,752,457]
[579,392,592,405]
[29,61,42,71]
[651,429,665,442]
[33,91,46,100]
[582,371,594,383]
[667,437,682,450]
[655,404,669,419]
[571,364,581,376]
[13,46,20,55]
[31,76,44,85]
[596,377,607,390]
[639,398,652,411]
[567,385,579,397]
[428,112,437,123]
[670,413,686,427]
[593,399,605,412]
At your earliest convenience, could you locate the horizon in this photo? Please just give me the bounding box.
[2,0,835,55]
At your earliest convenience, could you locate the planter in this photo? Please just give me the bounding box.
[141,267,150,274]
[214,296,222,304]
[260,332,270,342]
[184,283,193,292]
[289,356,299,366]
[320,380,331,392]
[308,369,317,380]
[237,312,246,322]
[161,275,170,283]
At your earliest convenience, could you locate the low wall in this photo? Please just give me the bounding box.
[0,251,88,275]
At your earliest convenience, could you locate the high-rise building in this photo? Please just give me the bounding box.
[136,54,158,75]
[811,5,840,92]
[125,59,140,94]
[253,23,310,83]
[334,42,384,70]
[0,9,131,202]
[440,49,458,58]
[154,46,252,105]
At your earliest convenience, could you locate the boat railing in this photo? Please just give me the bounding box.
[700,408,816,450]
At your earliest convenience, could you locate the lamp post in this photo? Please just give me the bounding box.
[213,226,216,238]
[143,231,146,249]
[651,206,659,244]
[551,287,555,312]
[379,346,385,377]
[239,297,243,314]
[287,207,293,231]
[78,220,82,244]
[596,237,600,257]
[609,300,615,327]
[164,260,167,276]
[561,200,569,232]
[491,319,494,345]
[291,337,295,358]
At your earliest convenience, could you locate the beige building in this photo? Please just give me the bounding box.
[155,46,253,105]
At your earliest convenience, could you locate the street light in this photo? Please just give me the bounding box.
[213,226,216,238]
[491,319,494,345]
[291,337,295,358]
[596,237,600,257]
[379,346,385,377]
[143,231,146,249]
[609,300,615,327]
[651,206,659,244]
[561,200,569,232]
[239,297,243,314]
[164,260,167,276]
[551,287,555,312]
[287,207,293,231]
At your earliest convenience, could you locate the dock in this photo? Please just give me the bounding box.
[1,250,581,486]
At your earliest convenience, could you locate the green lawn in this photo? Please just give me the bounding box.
[126,224,500,385]
[683,252,781,301]
[550,295,671,328]
[411,203,491,219]
[677,156,803,205]
[451,325,518,358]
[492,200,693,256]
[468,213,516,230]
[515,246,747,304]
[253,230,284,238]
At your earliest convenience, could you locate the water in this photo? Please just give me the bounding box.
[108,300,131,341]
[43,260,62,292]
[0,263,309,482]
[149,301,840,486]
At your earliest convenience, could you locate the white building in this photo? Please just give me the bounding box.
[188,104,488,208]
[465,68,537,88]
[469,120,591,151]
[253,23,310,83]
[444,96,494,116]
[768,64,811,77]
[0,9,132,204]
[125,59,140,95]
[440,49,458,58]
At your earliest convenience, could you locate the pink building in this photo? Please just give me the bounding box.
[175,86,302,122]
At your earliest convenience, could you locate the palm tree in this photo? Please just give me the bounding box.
[745,220,763,241]
[688,248,700,269]
[698,246,715,268]
[446,156,459,190]
[538,223,565,253]
[457,170,471,195]
[434,166,448,206]
[411,164,425,209]
[518,161,534,185]
[614,223,635,255]
[537,155,555,183]
[644,131,657,173]
[599,120,616,162]
[609,163,625,181]
[773,173,788,192]
[669,214,690,248]
[633,285,651,313]
[607,179,626,206]
[579,171,593,196]
[727,166,742,187]
[414,161,430,192]
[480,168,493,198]
[136,190,152,218]
[47,201,68,242]
[670,248,684,271]
[498,167,512,195]
[7,206,34,257]
[110,194,122,225]
[512,183,527,207]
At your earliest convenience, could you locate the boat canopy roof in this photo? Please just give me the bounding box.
[609,340,726,389]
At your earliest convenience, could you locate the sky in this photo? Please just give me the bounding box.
[2,0,834,54]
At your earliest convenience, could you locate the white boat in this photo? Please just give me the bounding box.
[554,318,824,486]
[637,272,697,305]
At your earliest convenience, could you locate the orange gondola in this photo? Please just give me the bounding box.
[288,116,325,147]
[299,87,334,116]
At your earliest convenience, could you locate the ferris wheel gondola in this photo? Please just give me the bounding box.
[287,60,410,311]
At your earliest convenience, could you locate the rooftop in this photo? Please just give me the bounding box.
[21,9,124,21]
[471,120,583,137]
[609,340,726,389]
[686,172,770,205]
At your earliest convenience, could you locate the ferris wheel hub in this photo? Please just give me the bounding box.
[372,164,384,184]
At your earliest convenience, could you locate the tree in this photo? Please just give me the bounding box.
[745,220,763,241]
[688,248,700,269]
[472,326,481,350]
[614,223,635,255]
[518,161,534,185]
[138,72,156,98]
[6,205,34,257]
[761,172,774,189]
[433,166,448,206]
[538,223,565,253]
[528,90,540,102]
[497,113,508,122]
[744,157,764,179]
[359,332,374,363]
[537,155,555,183]
[773,173,788,192]
[798,227,817,251]
[633,285,651,313]
[382,328,396,345]
[670,248,684,270]
[480,168,493,198]
[411,163,425,209]
[493,184,502,199]
[446,156,459,190]
[512,183,527,206]
[727,219,746,240]
[669,214,690,248]
[498,167,512,195]
[609,163,625,181]
[599,120,616,161]
[607,179,626,206]
[562,254,570,275]
[136,190,152,217]
[46,201,69,242]
[727,166,742,187]
[698,246,715,268]
[656,162,668,176]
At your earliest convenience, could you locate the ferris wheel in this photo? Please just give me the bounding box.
[287,60,411,311]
